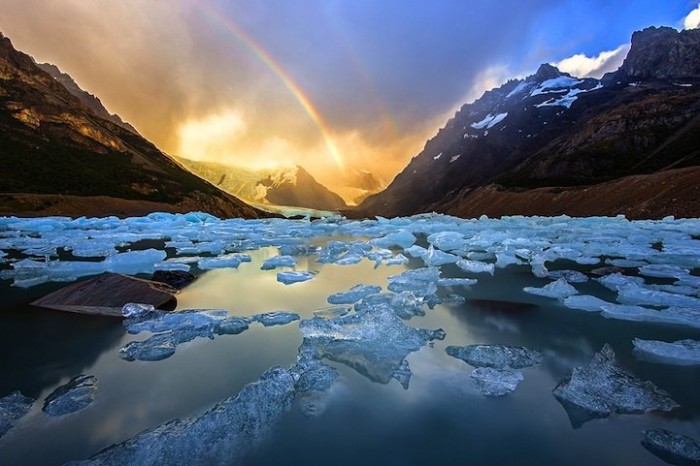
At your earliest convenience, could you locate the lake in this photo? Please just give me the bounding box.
[0,213,699,465]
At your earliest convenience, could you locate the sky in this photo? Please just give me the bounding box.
[1,0,698,201]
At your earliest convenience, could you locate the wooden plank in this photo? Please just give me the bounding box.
[31,273,178,317]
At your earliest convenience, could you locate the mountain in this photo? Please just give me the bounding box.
[358,27,700,219]
[36,63,138,134]
[176,158,347,211]
[0,32,265,218]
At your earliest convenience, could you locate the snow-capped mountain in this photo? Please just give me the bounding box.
[175,159,347,211]
[359,26,700,219]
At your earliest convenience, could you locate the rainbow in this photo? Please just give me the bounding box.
[195,0,344,168]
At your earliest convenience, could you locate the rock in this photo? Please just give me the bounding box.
[0,391,34,438]
[31,273,177,317]
[471,368,524,396]
[618,27,700,81]
[553,344,678,427]
[43,375,98,416]
[446,344,542,369]
[151,270,196,290]
[642,429,700,466]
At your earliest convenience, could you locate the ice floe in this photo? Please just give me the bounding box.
[299,303,444,389]
[0,391,34,438]
[553,344,678,427]
[446,344,542,369]
[43,375,98,417]
[261,255,297,270]
[277,271,316,285]
[470,368,524,397]
[642,429,700,466]
[328,285,382,305]
[523,278,578,299]
[633,338,700,366]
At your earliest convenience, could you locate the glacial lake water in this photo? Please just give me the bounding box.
[0,213,699,465]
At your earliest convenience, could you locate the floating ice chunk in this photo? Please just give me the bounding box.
[70,244,117,258]
[471,368,524,396]
[299,304,444,388]
[552,344,678,427]
[370,230,416,249]
[597,273,645,291]
[427,231,466,251]
[261,255,297,270]
[277,271,316,285]
[291,344,340,417]
[639,264,690,279]
[563,295,612,312]
[43,375,98,416]
[316,241,371,264]
[548,270,588,283]
[313,306,351,319]
[642,429,700,466]
[122,303,155,319]
[388,267,440,298]
[606,259,647,268]
[633,338,700,366]
[450,154,462,163]
[120,333,177,361]
[328,285,382,305]
[422,246,459,266]
[105,249,167,273]
[601,304,700,329]
[524,278,578,299]
[126,309,228,335]
[575,256,601,265]
[385,254,409,266]
[0,391,34,438]
[334,253,363,265]
[197,253,251,270]
[437,278,477,287]
[254,312,300,327]
[456,259,495,275]
[617,284,700,308]
[70,367,297,466]
[215,317,250,335]
[495,252,521,268]
[404,245,427,259]
[446,344,542,369]
[355,291,426,320]
[278,244,320,256]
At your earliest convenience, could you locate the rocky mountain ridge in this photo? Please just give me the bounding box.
[0,31,265,218]
[358,26,700,218]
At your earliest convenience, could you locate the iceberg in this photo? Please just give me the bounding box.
[197,253,251,270]
[633,338,700,365]
[253,312,300,327]
[277,271,316,285]
[523,278,578,299]
[471,368,524,396]
[299,304,444,388]
[642,429,700,466]
[370,230,416,249]
[68,367,297,465]
[388,267,440,298]
[553,344,678,427]
[446,344,542,369]
[328,285,382,305]
[260,255,297,270]
[437,278,477,287]
[563,295,612,312]
[0,391,34,438]
[455,259,495,275]
[43,375,98,416]
[355,291,426,320]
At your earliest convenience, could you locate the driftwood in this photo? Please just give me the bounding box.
[31,273,178,317]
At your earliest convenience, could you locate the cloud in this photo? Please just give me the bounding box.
[554,44,630,78]
[684,3,700,29]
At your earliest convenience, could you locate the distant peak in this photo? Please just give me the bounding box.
[533,63,564,82]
